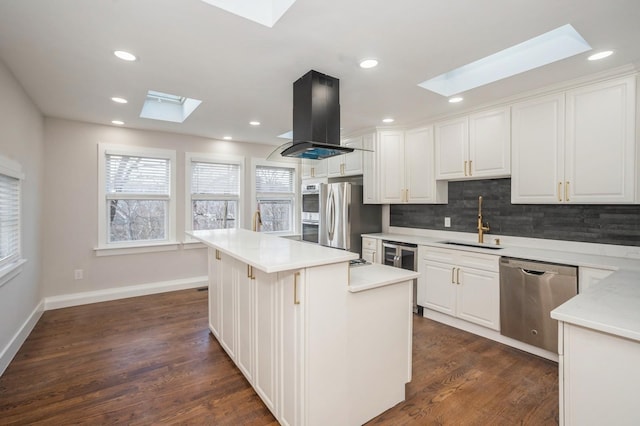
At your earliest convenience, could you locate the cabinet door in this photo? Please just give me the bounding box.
[421,260,456,316]
[236,263,255,382]
[220,254,237,359]
[254,268,277,413]
[208,248,222,338]
[378,130,406,203]
[279,270,304,426]
[469,107,511,178]
[435,117,468,180]
[457,267,500,331]
[565,76,636,203]
[362,248,376,264]
[342,137,363,176]
[511,93,565,203]
[362,132,379,204]
[302,159,327,179]
[405,127,438,203]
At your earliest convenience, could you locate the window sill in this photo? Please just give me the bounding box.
[182,241,206,250]
[94,242,180,257]
[0,258,27,289]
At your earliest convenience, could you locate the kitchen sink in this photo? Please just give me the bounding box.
[438,241,504,250]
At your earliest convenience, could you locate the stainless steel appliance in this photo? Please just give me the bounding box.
[319,182,381,254]
[301,183,320,243]
[382,240,420,314]
[499,257,578,352]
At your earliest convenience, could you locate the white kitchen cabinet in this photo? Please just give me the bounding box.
[435,107,511,180]
[559,322,640,425]
[328,137,363,177]
[254,266,278,413]
[236,261,255,382]
[219,252,237,359]
[418,246,500,331]
[361,237,381,263]
[301,158,327,179]
[372,128,447,204]
[208,248,222,339]
[512,76,636,204]
[578,267,614,293]
[362,132,378,204]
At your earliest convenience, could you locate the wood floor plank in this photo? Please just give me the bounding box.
[0,289,558,425]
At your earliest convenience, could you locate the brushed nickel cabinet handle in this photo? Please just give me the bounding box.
[215,249,221,260]
[456,268,460,285]
[247,265,251,278]
[451,268,455,284]
[294,272,301,305]
[464,161,468,176]
[469,160,472,176]
[565,181,570,202]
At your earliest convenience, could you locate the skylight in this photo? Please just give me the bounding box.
[140,90,202,123]
[200,0,297,28]
[418,24,592,97]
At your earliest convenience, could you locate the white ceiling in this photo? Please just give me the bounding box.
[0,0,639,146]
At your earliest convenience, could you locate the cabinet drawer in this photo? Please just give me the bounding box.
[362,237,377,250]
[457,252,499,272]
[420,246,457,264]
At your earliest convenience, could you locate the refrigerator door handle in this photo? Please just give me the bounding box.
[327,188,335,241]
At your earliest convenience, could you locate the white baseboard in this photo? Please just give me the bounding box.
[422,309,559,362]
[43,276,208,310]
[0,299,44,377]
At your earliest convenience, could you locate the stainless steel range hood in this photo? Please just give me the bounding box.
[276,70,354,160]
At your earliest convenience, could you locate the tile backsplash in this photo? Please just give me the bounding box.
[389,178,640,246]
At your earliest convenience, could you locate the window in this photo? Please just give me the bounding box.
[0,156,25,286]
[254,160,297,234]
[186,153,243,236]
[98,144,176,250]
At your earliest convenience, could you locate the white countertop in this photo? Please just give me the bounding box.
[551,269,640,342]
[364,232,640,343]
[189,229,357,273]
[348,263,420,293]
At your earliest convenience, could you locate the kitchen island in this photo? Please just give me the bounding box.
[190,229,419,426]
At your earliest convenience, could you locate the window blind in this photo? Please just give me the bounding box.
[255,165,294,193]
[0,173,20,264]
[191,161,240,195]
[106,154,170,195]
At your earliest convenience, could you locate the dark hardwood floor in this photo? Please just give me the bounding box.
[0,289,558,425]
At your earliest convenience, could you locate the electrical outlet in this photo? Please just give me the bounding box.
[444,217,451,228]
[74,269,83,280]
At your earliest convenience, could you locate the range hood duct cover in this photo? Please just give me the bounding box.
[281,70,353,159]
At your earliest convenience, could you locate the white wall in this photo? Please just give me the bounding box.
[41,118,279,299]
[0,60,45,374]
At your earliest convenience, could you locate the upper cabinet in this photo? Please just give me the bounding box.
[512,76,637,204]
[301,158,327,179]
[364,129,447,204]
[327,137,363,177]
[435,107,511,180]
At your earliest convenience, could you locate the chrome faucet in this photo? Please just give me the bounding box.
[477,196,490,243]
[252,209,262,232]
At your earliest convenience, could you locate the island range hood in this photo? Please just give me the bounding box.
[280,70,354,160]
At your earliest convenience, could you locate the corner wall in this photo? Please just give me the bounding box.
[0,60,45,375]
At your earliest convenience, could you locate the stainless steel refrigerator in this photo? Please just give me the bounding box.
[319,182,381,255]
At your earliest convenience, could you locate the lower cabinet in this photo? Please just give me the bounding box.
[417,246,500,331]
[209,249,292,417]
[361,237,380,263]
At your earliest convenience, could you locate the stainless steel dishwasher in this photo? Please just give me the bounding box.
[499,257,577,353]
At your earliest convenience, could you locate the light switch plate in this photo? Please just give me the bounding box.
[444,217,451,228]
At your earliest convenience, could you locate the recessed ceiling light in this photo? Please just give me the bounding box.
[113,50,137,61]
[360,59,379,69]
[111,120,124,125]
[111,97,128,104]
[588,50,613,61]
[249,121,261,126]
[223,136,232,140]
[382,118,394,123]
[449,97,464,103]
